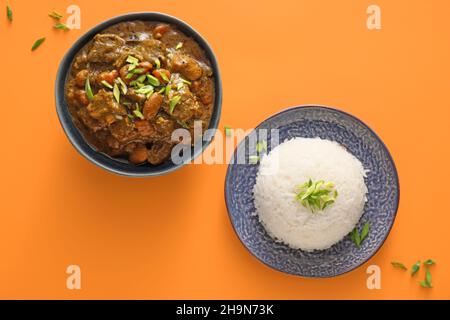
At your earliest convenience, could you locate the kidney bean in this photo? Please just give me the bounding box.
[143,93,163,120]
[128,144,148,164]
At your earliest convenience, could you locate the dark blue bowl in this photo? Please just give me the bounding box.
[55,12,222,177]
[225,106,400,277]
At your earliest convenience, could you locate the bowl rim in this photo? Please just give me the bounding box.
[55,12,222,177]
[224,104,400,278]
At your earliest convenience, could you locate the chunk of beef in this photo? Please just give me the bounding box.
[85,90,127,130]
[87,34,126,64]
[147,141,172,165]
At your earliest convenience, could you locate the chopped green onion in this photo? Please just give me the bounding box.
[411,261,421,276]
[116,77,128,94]
[175,42,183,50]
[135,85,154,95]
[157,87,165,94]
[101,80,113,89]
[125,73,134,79]
[165,84,171,96]
[360,221,370,243]
[181,78,192,85]
[6,6,12,22]
[48,11,63,20]
[147,74,160,87]
[130,68,145,74]
[420,268,433,288]
[256,140,267,153]
[133,109,144,120]
[423,259,436,266]
[154,58,161,69]
[177,82,184,91]
[54,23,70,31]
[113,83,120,103]
[177,120,189,129]
[31,37,45,51]
[391,261,407,271]
[224,125,232,137]
[295,179,338,213]
[159,71,169,82]
[126,55,139,65]
[136,74,147,83]
[169,95,181,113]
[128,64,137,71]
[249,155,260,164]
[85,78,94,101]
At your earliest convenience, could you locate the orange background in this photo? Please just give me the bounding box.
[0,0,449,299]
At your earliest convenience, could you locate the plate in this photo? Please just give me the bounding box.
[224,106,399,277]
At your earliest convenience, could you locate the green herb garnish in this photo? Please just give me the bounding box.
[147,74,160,87]
[113,83,120,103]
[165,84,171,96]
[175,42,183,50]
[420,268,433,288]
[249,155,260,164]
[135,85,154,95]
[31,37,46,51]
[169,95,181,113]
[154,58,161,69]
[256,140,267,153]
[136,74,147,83]
[351,222,369,247]
[48,11,63,20]
[6,6,12,22]
[116,77,128,94]
[391,261,407,271]
[54,23,70,31]
[126,55,139,65]
[157,87,165,94]
[295,179,338,213]
[423,259,436,266]
[85,78,94,101]
[125,73,134,79]
[224,126,232,137]
[133,109,144,120]
[411,261,421,276]
[181,78,192,85]
[130,68,145,74]
[160,71,169,82]
[101,80,113,89]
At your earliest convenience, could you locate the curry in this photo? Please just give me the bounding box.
[65,21,215,165]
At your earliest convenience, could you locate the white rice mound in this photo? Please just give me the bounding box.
[253,137,368,251]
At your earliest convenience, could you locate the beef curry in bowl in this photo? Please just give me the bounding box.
[56,13,222,176]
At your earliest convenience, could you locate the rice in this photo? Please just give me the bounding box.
[253,137,368,251]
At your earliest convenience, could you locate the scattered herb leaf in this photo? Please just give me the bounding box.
[159,71,169,82]
[154,58,161,69]
[101,80,113,89]
[169,95,182,113]
[48,11,63,20]
[133,109,144,120]
[147,74,160,87]
[411,261,421,276]
[391,261,407,271]
[249,155,260,164]
[113,83,120,103]
[116,77,128,94]
[126,55,139,65]
[6,6,12,22]
[54,23,70,31]
[256,140,267,153]
[31,37,46,51]
[423,259,436,266]
[181,78,192,85]
[85,78,94,101]
[135,85,154,95]
[360,222,370,243]
[165,84,171,96]
[224,125,232,137]
[125,73,134,79]
[175,42,183,50]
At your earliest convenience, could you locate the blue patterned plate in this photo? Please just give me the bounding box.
[224,106,399,277]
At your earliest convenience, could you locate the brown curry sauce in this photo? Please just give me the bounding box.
[65,21,215,165]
